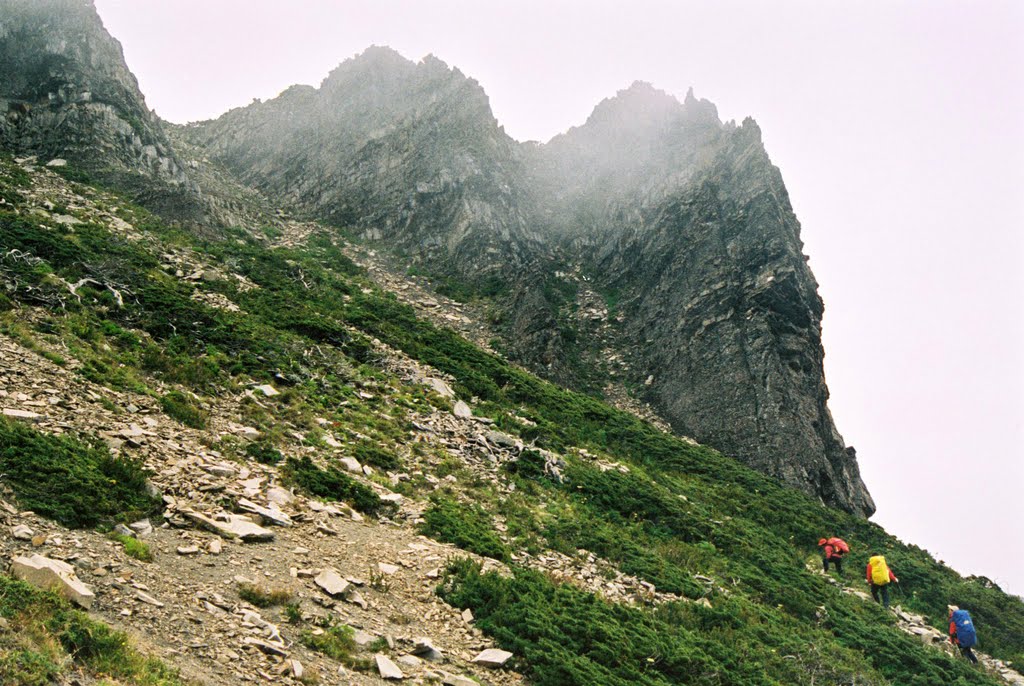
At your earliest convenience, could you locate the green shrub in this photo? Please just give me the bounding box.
[420,495,509,561]
[352,440,400,470]
[159,390,207,429]
[245,440,283,465]
[284,602,303,624]
[283,456,394,517]
[0,417,160,528]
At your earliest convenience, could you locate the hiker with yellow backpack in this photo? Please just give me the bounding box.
[866,554,899,608]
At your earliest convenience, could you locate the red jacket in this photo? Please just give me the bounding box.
[866,561,898,584]
[820,537,848,559]
[949,620,960,645]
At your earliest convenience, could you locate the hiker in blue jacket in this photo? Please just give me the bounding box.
[948,605,979,664]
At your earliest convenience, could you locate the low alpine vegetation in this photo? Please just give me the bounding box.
[110,533,154,562]
[283,455,395,517]
[237,582,294,608]
[0,574,186,685]
[0,417,160,528]
[159,390,208,429]
[300,623,369,670]
[419,494,510,562]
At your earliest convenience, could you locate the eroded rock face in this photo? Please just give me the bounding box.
[0,0,195,213]
[530,91,875,515]
[183,54,873,515]
[186,47,543,284]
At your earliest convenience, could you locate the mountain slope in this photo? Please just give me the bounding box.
[185,56,872,515]
[4,6,1023,684]
[1,154,1022,686]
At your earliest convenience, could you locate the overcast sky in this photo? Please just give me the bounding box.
[93,0,1024,595]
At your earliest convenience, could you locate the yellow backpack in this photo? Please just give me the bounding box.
[869,555,890,585]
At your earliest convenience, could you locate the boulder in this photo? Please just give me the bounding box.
[453,400,472,418]
[129,519,154,538]
[411,637,444,662]
[11,554,95,609]
[182,510,275,542]
[2,408,43,423]
[265,486,294,506]
[485,430,520,449]
[314,568,350,597]
[425,377,455,398]
[236,498,293,527]
[12,524,34,540]
[375,654,404,680]
[339,457,362,473]
[473,648,513,667]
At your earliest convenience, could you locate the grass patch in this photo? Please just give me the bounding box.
[0,574,187,685]
[0,417,160,528]
[160,391,207,429]
[237,582,294,608]
[110,533,154,562]
[300,624,369,670]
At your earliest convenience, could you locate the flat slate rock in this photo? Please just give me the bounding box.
[473,648,514,667]
[11,554,95,609]
[236,498,293,527]
[182,510,275,542]
[2,408,43,422]
[314,568,350,597]
[375,654,404,680]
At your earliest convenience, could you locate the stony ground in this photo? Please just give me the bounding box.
[0,332,519,686]
[0,321,679,685]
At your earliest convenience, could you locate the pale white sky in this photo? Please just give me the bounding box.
[94,0,1024,594]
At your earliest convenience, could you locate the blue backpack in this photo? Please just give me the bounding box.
[952,610,977,648]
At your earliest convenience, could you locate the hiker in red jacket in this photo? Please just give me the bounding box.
[818,537,849,575]
[866,555,898,608]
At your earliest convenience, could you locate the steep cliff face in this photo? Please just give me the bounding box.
[0,0,195,214]
[183,53,874,515]
[517,83,875,515]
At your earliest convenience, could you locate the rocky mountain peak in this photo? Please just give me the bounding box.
[682,85,720,125]
[320,45,416,98]
[563,80,684,144]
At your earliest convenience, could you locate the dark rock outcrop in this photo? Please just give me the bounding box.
[0,0,195,215]
[186,47,544,282]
